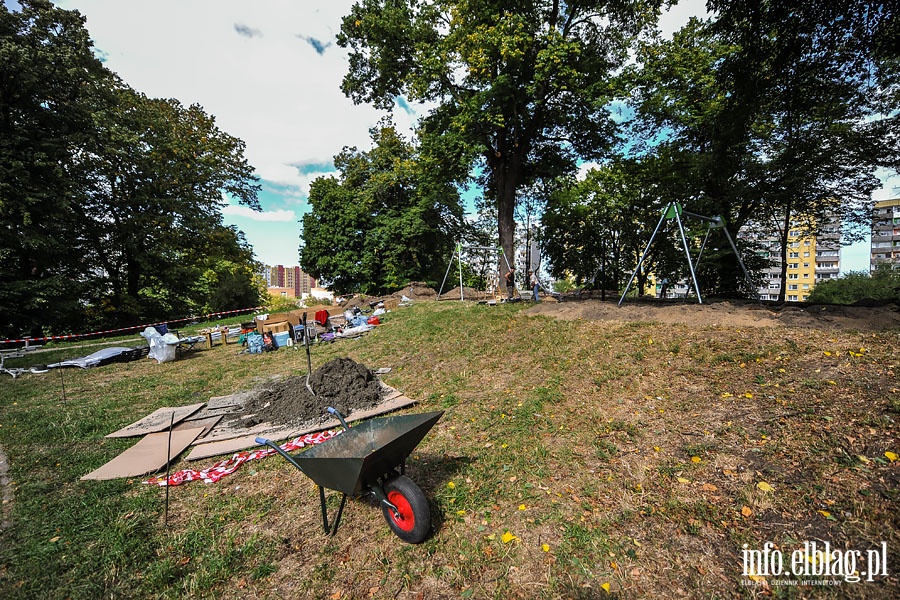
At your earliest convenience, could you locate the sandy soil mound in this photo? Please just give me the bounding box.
[525,297,900,331]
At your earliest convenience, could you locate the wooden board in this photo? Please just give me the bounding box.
[82,428,205,480]
[104,403,205,438]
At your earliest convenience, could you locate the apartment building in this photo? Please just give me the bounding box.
[871,198,900,269]
[262,265,317,298]
[747,217,841,302]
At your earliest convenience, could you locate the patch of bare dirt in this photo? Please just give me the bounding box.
[524,297,900,331]
[237,357,384,428]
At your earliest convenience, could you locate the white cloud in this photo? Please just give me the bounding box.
[58,0,387,194]
[221,205,296,223]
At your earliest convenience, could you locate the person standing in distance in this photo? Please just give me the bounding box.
[505,267,516,299]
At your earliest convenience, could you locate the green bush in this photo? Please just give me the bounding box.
[807,267,900,304]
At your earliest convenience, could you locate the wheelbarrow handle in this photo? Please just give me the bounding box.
[256,437,307,473]
[327,407,351,432]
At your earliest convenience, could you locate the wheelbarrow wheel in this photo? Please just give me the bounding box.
[381,475,431,544]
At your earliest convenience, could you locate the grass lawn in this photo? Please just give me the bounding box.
[0,300,897,599]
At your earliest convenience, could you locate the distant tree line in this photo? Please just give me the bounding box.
[299,0,898,301]
[1,0,263,339]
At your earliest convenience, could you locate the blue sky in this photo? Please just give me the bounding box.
[29,1,899,271]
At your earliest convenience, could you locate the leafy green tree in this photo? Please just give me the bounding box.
[542,160,666,297]
[807,268,900,305]
[72,84,261,326]
[625,2,898,300]
[337,0,664,279]
[0,0,109,337]
[301,123,462,294]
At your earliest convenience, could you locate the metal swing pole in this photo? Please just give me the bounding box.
[684,224,713,300]
[674,205,704,304]
[437,242,459,300]
[619,202,672,306]
[720,225,757,299]
[458,243,465,301]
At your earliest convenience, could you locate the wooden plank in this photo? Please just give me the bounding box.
[82,428,205,480]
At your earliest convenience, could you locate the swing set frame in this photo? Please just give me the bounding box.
[618,202,754,306]
[437,243,515,301]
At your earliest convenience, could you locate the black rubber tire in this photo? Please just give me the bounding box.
[380,475,431,544]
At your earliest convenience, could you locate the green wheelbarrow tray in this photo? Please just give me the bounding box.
[257,409,444,543]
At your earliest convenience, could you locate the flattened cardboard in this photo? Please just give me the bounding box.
[105,403,205,438]
[207,391,256,410]
[184,389,417,461]
[82,428,205,480]
[174,415,222,438]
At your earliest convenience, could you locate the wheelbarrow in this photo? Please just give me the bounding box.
[256,408,444,544]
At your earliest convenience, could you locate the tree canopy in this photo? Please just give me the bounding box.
[623,1,898,300]
[1,0,262,338]
[300,122,463,294]
[338,0,664,277]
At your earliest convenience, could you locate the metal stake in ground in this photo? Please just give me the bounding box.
[302,313,315,396]
[165,411,174,526]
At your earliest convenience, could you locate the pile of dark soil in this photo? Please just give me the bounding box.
[391,281,437,298]
[240,358,384,428]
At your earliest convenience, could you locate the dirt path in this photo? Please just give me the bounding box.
[525,296,900,331]
[0,444,11,533]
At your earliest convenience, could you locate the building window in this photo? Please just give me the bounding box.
[788,294,798,301]
[788,284,798,290]
[788,273,799,279]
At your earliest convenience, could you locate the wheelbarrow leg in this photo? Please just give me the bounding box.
[319,486,348,536]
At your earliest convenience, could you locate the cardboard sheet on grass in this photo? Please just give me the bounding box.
[104,403,205,438]
[184,384,413,461]
[81,428,205,480]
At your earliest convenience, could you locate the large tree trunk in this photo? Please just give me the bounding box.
[497,175,517,284]
[490,144,525,292]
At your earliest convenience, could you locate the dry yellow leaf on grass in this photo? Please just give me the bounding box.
[741,506,753,517]
[721,392,733,398]
[857,455,871,464]
[885,451,898,462]
[701,483,718,492]
[541,543,550,552]
[501,531,518,544]
[756,481,775,492]
[677,477,691,484]
[691,456,701,463]
[518,504,526,511]
[601,582,611,593]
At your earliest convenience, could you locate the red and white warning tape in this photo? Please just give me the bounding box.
[0,306,266,346]
[143,429,339,487]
